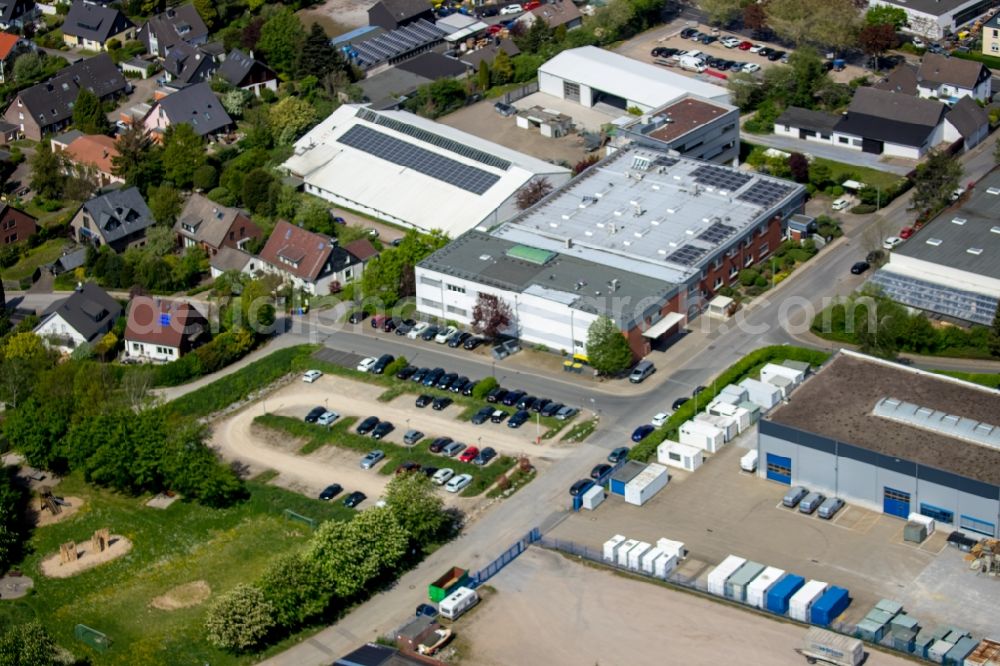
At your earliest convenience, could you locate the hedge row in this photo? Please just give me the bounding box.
[628,345,832,462]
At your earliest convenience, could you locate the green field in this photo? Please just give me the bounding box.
[0,238,68,281]
[0,473,353,665]
[808,156,903,191]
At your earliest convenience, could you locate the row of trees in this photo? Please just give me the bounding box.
[358,230,449,305]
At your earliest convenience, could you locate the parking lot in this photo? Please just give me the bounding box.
[547,441,997,636]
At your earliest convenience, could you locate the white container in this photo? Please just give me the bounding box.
[616,539,640,567]
[658,440,703,472]
[627,541,651,571]
[624,463,669,506]
[760,362,805,387]
[707,555,747,597]
[908,513,935,535]
[767,374,794,398]
[740,450,758,473]
[746,566,785,609]
[656,538,687,560]
[603,534,626,563]
[739,378,781,410]
[439,586,479,620]
[789,580,828,622]
[653,552,678,578]
[581,485,605,510]
[708,394,740,409]
[640,547,666,574]
[709,402,751,432]
[721,384,748,402]
[679,420,725,453]
[928,640,953,662]
[695,412,739,442]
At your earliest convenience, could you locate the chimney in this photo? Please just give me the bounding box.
[565,237,573,249]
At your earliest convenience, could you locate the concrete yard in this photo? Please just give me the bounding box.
[460,548,914,666]
[548,441,995,637]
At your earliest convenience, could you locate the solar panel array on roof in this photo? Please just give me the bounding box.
[666,245,707,266]
[356,108,512,170]
[337,125,501,195]
[698,221,736,244]
[691,164,752,191]
[351,19,445,68]
[738,180,795,208]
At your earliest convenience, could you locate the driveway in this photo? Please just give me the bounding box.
[743,132,915,176]
[106,74,160,123]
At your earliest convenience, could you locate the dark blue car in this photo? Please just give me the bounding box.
[631,425,655,442]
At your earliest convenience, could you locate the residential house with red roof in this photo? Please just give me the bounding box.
[258,220,368,295]
[123,296,209,362]
[0,32,31,84]
[56,133,123,187]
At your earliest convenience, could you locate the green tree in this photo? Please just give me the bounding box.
[242,169,275,216]
[220,89,251,118]
[112,123,161,194]
[205,584,275,652]
[477,60,490,91]
[72,88,111,134]
[865,5,908,29]
[0,470,27,573]
[162,123,206,189]
[0,333,52,409]
[853,291,904,359]
[193,164,218,191]
[491,49,513,85]
[298,22,343,79]
[306,508,408,598]
[4,397,71,471]
[268,96,317,145]
[294,197,332,234]
[0,621,57,666]
[258,552,332,629]
[12,52,45,83]
[698,0,742,25]
[404,78,467,118]
[384,474,450,546]
[585,316,633,376]
[147,184,183,225]
[912,149,963,213]
[515,17,553,54]
[239,278,276,332]
[472,376,498,400]
[29,141,63,200]
[192,0,218,28]
[258,7,305,77]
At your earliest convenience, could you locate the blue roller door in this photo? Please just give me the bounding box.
[883,487,910,518]
[766,453,791,485]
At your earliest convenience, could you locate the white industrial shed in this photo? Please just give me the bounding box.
[538,46,731,112]
[282,104,571,238]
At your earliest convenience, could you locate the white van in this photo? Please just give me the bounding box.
[439,586,479,620]
[679,55,706,72]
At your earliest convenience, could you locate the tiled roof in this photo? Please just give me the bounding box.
[124,297,207,348]
[153,82,233,136]
[16,54,127,127]
[259,220,335,282]
[63,0,134,42]
[65,134,119,174]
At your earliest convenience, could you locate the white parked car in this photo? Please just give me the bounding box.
[749,43,765,53]
[831,198,850,211]
[721,36,741,48]
[435,326,458,344]
[302,369,323,383]
[883,236,904,250]
[407,322,430,339]
[499,3,521,14]
[446,473,473,493]
[651,412,670,428]
[742,62,761,73]
[912,37,926,49]
[357,357,377,373]
[432,468,455,486]
[317,410,340,426]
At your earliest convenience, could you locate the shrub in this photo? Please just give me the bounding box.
[205,584,276,652]
[738,269,760,287]
[383,356,408,377]
[850,203,877,214]
[472,376,498,400]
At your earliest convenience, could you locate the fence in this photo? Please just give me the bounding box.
[470,527,540,587]
[283,509,317,530]
[502,81,539,105]
[538,537,944,665]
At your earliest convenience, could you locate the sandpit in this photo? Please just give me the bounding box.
[31,496,84,528]
[150,580,211,611]
[0,573,34,599]
[40,535,133,579]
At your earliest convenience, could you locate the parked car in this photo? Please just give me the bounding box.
[651,412,670,427]
[629,360,655,383]
[541,402,563,417]
[382,317,398,333]
[432,468,455,485]
[591,463,612,479]
[436,326,458,343]
[403,429,424,445]
[494,101,516,116]
[490,409,509,423]
[421,325,440,341]
[738,40,753,50]
[721,36,740,48]
[749,43,765,53]
[516,395,536,410]
[304,406,326,423]
[407,322,430,339]
[356,416,380,435]
[508,409,530,428]
[766,49,785,61]
[671,397,690,411]
[343,491,366,508]
[317,410,340,426]
[371,421,394,439]
[799,491,826,515]
[502,390,525,406]
[396,365,417,380]
[680,27,697,38]
[416,394,434,408]
[319,483,343,500]
[530,398,551,413]
[371,354,394,374]
[458,446,480,463]
[555,406,578,420]
[631,425,655,442]
[461,381,478,396]
[607,446,629,463]
[499,3,521,14]
[360,450,385,469]
[850,261,870,275]
[436,372,457,390]
[471,406,494,424]
[742,62,761,73]
[817,497,845,519]
[487,387,508,403]
[302,369,322,383]
[569,479,594,496]
[899,227,914,239]
[758,46,773,57]
[395,320,415,336]
[692,385,707,397]
[421,465,439,478]
[412,368,429,384]
[442,441,466,457]
[463,336,484,350]
[422,368,444,386]
[883,236,904,250]
[446,473,473,493]
[429,437,453,453]
[450,377,470,394]
[348,311,367,324]
[449,332,471,348]
[831,198,850,211]
[416,603,438,618]
[432,396,453,411]
[782,486,809,508]
[357,357,377,373]
[474,447,497,466]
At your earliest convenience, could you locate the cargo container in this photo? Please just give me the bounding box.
[721,384,748,402]
[930,641,956,663]
[855,618,887,643]
[707,554,747,597]
[616,539,640,567]
[708,402,752,432]
[789,580,828,622]
[602,534,626,563]
[679,419,725,452]
[725,560,765,601]
[891,627,917,653]
[866,608,897,626]
[908,512,936,535]
[874,598,904,616]
[656,537,687,560]
[740,449,758,472]
[767,573,805,614]
[904,521,928,543]
[609,461,645,496]
[782,359,811,375]
[760,362,805,387]
[624,463,669,506]
[964,638,1000,665]
[810,586,851,627]
[639,546,666,574]
[766,373,794,398]
[428,566,470,602]
[796,628,865,666]
[913,630,935,659]
[581,484,605,510]
[889,614,919,632]
[695,412,739,442]
[652,552,677,578]
[739,401,761,424]
[746,566,785,609]
[739,377,781,409]
[708,395,740,410]
[627,541,651,571]
[658,440,703,471]
[439,586,478,620]
[946,629,971,644]
[945,637,978,665]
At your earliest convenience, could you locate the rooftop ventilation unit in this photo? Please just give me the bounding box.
[992,226,1000,234]
[967,247,983,255]
[951,217,967,225]
[987,187,1000,195]
[926,238,943,246]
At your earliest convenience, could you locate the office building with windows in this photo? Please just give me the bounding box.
[757,350,1000,538]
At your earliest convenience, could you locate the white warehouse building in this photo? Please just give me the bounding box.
[868,0,993,40]
[538,46,731,113]
[281,104,571,238]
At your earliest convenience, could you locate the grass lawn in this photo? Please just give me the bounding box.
[933,370,1000,388]
[808,156,903,191]
[0,238,68,281]
[0,473,353,666]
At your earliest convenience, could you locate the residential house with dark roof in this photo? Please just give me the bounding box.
[334,643,429,666]
[123,296,208,362]
[915,53,991,103]
[367,0,434,30]
[458,39,520,70]
[943,95,989,149]
[209,245,258,278]
[0,32,32,84]
[55,133,123,187]
[143,82,233,139]
[0,0,37,30]
[70,186,155,252]
[138,4,208,58]
[357,66,432,110]
[519,0,582,30]
[162,41,218,85]
[34,282,121,353]
[258,220,367,295]
[2,53,128,140]
[62,0,136,51]
[217,49,278,96]
[174,193,262,255]
[873,63,919,96]
[0,203,37,245]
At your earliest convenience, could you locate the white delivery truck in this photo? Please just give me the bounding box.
[439,586,478,621]
[679,55,706,72]
[740,450,758,473]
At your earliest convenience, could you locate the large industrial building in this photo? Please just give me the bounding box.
[868,0,992,40]
[758,351,1000,538]
[416,146,806,357]
[613,95,740,166]
[281,104,571,238]
[870,168,1000,326]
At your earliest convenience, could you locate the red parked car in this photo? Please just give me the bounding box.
[458,446,480,463]
[738,40,753,50]
[899,227,914,239]
[523,0,541,8]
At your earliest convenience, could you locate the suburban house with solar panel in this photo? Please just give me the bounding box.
[33,283,122,354]
[869,168,1000,326]
[758,350,1000,538]
[124,296,209,362]
[281,104,571,238]
[416,145,805,359]
[258,220,368,295]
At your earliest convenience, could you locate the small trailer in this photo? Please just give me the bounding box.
[795,628,865,666]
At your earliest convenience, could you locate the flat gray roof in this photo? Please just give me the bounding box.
[892,168,1000,280]
[873,0,982,17]
[492,146,804,284]
[419,230,677,328]
[767,352,1000,486]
